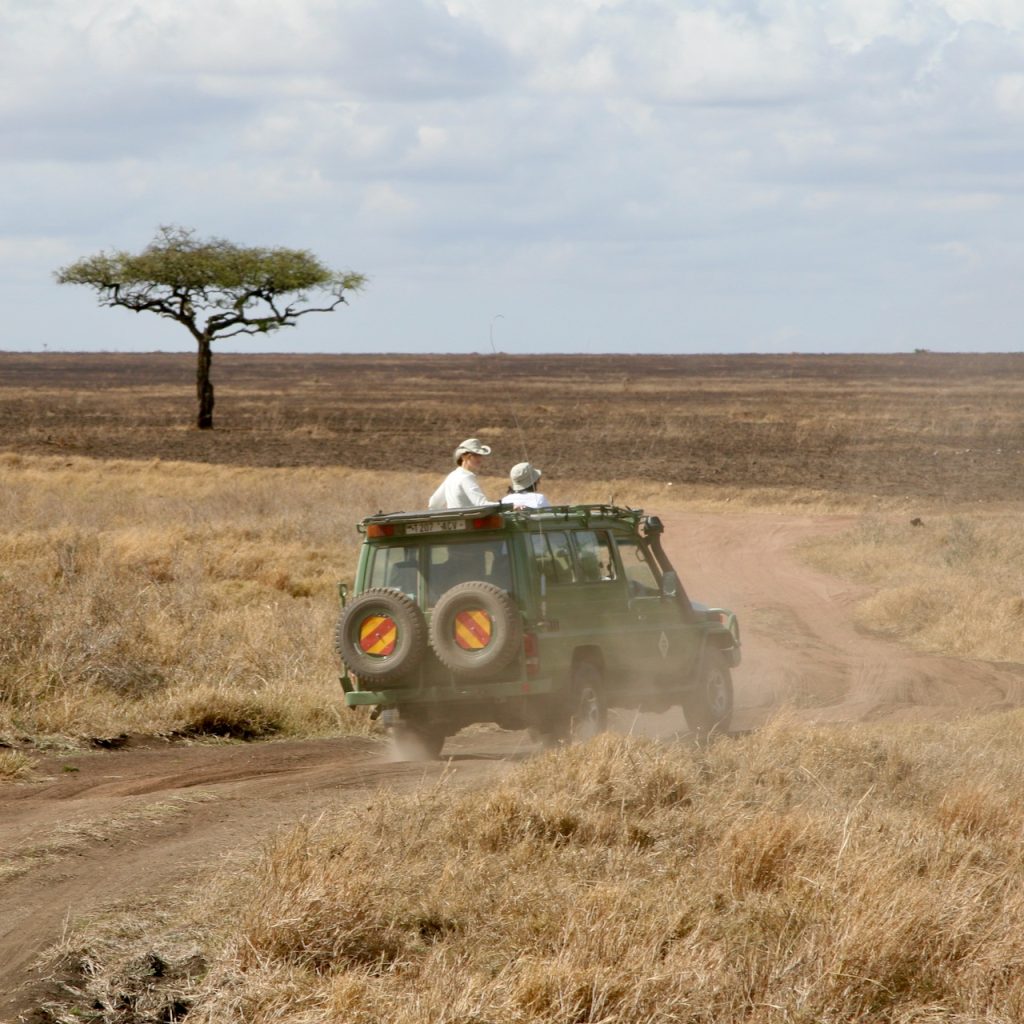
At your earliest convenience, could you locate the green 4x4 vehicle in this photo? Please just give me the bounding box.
[335,504,741,759]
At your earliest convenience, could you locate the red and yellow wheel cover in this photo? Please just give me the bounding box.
[359,615,397,657]
[454,609,493,650]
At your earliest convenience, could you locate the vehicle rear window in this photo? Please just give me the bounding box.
[426,539,512,605]
[366,545,421,599]
[367,539,511,606]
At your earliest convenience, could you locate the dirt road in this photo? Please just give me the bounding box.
[3,512,1023,1019]
[669,513,1024,728]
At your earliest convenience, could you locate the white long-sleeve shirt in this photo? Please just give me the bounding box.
[500,491,551,509]
[428,466,491,510]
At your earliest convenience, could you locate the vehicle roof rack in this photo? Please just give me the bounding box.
[358,503,643,533]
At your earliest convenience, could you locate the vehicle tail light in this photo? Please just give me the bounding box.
[523,632,540,678]
[471,514,504,530]
[366,523,395,538]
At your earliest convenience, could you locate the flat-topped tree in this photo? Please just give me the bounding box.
[56,226,366,429]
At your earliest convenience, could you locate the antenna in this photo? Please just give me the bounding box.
[488,314,530,461]
[487,313,552,616]
[489,313,504,355]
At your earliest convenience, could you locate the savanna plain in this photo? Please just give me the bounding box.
[2,351,1024,1023]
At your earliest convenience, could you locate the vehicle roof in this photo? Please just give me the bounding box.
[358,503,644,536]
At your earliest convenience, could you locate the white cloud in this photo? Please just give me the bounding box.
[994,72,1024,114]
[940,0,1024,30]
[931,240,981,266]
[359,182,418,220]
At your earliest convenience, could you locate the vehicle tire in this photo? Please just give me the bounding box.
[335,588,428,685]
[429,581,523,679]
[391,720,446,761]
[568,659,607,742]
[682,647,733,740]
[528,716,569,750]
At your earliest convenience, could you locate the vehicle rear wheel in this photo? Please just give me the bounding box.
[682,647,733,740]
[527,662,606,750]
[569,659,607,742]
[391,720,446,761]
[528,722,567,750]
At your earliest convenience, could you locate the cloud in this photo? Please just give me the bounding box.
[4,0,1024,354]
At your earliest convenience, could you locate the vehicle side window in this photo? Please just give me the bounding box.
[529,530,576,585]
[615,537,661,597]
[573,530,617,582]
[367,546,420,599]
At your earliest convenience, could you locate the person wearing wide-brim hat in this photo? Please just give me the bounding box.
[428,438,493,510]
[500,462,551,510]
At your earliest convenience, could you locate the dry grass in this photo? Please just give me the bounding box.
[0,453,443,744]
[801,513,1024,662]
[45,716,1024,1022]
[0,748,34,781]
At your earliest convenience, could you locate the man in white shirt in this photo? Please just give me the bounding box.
[428,438,493,509]
[500,462,552,509]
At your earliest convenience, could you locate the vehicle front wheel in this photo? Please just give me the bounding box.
[682,648,733,740]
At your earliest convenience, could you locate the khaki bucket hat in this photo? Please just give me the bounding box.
[510,462,542,491]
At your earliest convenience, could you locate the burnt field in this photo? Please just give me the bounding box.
[1,351,1022,502]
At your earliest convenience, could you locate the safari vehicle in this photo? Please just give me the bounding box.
[335,504,741,759]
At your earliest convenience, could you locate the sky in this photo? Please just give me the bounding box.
[2,0,1024,355]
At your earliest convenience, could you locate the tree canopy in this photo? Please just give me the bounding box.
[56,226,366,428]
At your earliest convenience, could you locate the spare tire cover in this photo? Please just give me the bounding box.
[336,588,428,685]
[430,581,523,679]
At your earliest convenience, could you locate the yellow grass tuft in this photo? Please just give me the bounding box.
[0,748,34,781]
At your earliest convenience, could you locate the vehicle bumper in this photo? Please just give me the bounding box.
[344,675,558,707]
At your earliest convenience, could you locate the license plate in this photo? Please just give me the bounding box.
[406,519,467,534]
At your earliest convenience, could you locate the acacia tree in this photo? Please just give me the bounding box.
[56,226,366,429]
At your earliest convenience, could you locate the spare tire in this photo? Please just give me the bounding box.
[335,588,428,685]
[430,581,523,679]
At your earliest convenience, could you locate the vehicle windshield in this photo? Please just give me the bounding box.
[366,538,512,607]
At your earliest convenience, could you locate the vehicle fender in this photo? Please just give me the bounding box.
[705,608,742,667]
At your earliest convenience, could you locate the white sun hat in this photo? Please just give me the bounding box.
[454,438,492,463]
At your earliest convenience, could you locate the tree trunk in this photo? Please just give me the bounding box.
[196,335,215,429]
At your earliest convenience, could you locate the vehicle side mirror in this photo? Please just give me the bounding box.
[661,571,679,599]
